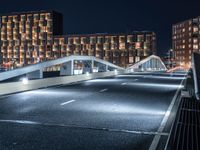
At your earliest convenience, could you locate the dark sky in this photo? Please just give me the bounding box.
[0,0,200,56]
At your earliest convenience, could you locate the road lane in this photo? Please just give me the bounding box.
[0,72,186,150]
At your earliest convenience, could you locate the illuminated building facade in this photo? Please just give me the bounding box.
[53,32,156,67]
[0,11,63,68]
[172,16,200,68]
[0,10,156,68]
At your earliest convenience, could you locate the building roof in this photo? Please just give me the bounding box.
[0,10,62,17]
[172,16,200,27]
[53,31,156,38]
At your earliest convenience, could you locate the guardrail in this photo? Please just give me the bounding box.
[164,70,192,149]
[0,70,126,96]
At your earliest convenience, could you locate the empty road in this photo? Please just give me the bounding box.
[0,72,186,150]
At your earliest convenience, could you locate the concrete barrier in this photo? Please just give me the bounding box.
[192,52,200,100]
[0,70,125,96]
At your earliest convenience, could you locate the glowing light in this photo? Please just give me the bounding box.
[74,69,83,75]
[86,71,90,76]
[21,77,29,85]
[131,69,134,72]
[114,69,118,74]
[126,82,184,89]
[93,68,98,73]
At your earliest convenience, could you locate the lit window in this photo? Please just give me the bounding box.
[193,26,198,33]
[135,42,141,49]
[137,35,144,42]
[135,57,140,62]
[193,44,198,49]
[193,38,198,43]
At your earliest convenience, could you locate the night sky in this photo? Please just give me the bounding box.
[0,0,200,56]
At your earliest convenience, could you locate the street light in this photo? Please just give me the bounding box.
[21,77,29,85]
[169,49,173,68]
[86,71,90,76]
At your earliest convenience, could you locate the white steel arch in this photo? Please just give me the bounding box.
[128,55,167,72]
[0,55,124,81]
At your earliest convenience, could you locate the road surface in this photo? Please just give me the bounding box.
[0,72,186,150]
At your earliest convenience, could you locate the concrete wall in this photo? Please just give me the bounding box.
[0,70,125,96]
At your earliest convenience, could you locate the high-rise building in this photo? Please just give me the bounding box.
[172,16,200,69]
[0,10,156,68]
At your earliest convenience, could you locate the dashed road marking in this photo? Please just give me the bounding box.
[121,82,127,85]
[99,88,108,93]
[60,100,76,106]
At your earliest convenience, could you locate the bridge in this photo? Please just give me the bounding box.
[128,55,167,72]
[1,54,199,150]
[0,55,124,81]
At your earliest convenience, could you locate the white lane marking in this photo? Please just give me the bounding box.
[121,79,138,85]
[99,88,108,93]
[60,100,76,106]
[0,119,39,125]
[121,82,127,85]
[149,73,187,150]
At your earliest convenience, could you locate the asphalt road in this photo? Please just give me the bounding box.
[0,72,186,150]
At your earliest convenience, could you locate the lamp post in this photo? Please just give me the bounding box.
[169,49,173,68]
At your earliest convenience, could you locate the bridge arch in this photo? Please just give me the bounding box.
[128,55,167,72]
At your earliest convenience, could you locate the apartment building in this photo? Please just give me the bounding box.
[172,16,200,68]
[0,11,63,68]
[53,32,156,67]
[0,10,156,68]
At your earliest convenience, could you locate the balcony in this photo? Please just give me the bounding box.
[90,37,96,44]
[33,14,39,20]
[97,37,104,44]
[66,51,72,56]
[74,50,80,55]
[119,36,126,43]
[13,55,19,59]
[81,37,88,44]
[2,16,8,22]
[127,36,134,43]
[46,51,52,58]
[40,14,46,21]
[46,13,52,20]
[119,43,126,50]
[67,45,74,51]
[39,46,45,52]
[74,38,81,44]
[53,46,59,52]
